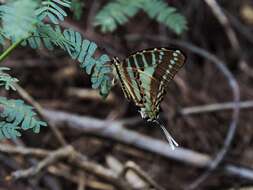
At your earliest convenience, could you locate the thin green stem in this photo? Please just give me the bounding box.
[0,38,24,63]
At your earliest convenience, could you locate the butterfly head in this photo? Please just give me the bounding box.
[139,108,159,122]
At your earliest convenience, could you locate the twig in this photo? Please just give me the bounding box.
[1,144,133,190]
[40,109,253,181]
[0,144,49,157]
[14,84,67,146]
[46,166,115,190]
[180,100,253,115]
[126,34,241,189]
[175,22,241,190]
[226,11,253,45]
[66,152,134,190]
[120,100,252,125]
[203,0,253,79]
[203,0,240,52]
[120,161,166,190]
[10,146,74,179]
[106,155,148,188]
[77,171,85,190]
[11,138,63,190]
[67,87,116,104]
[44,109,210,166]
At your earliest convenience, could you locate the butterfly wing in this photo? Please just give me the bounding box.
[113,48,186,120]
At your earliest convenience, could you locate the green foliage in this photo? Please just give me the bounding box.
[0,97,47,139]
[0,0,187,141]
[0,68,45,140]
[0,0,113,97]
[94,0,142,32]
[36,0,71,24]
[0,0,38,41]
[23,26,112,97]
[23,24,74,51]
[63,29,112,97]
[94,0,187,34]
[142,0,187,34]
[71,0,85,20]
[0,0,124,139]
[0,67,19,91]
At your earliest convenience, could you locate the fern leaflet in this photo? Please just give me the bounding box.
[24,28,112,97]
[36,0,71,24]
[143,0,187,34]
[0,67,19,91]
[0,97,47,139]
[0,0,38,41]
[0,122,21,139]
[94,0,187,34]
[63,29,112,97]
[94,0,142,32]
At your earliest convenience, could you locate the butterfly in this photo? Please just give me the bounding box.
[112,48,186,149]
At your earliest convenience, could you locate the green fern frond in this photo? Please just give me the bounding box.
[94,0,142,33]
[25,27,112,97]
[94,0,187,34]
[36,0,71,24]
[23,24,74,51]
[38,24,75,53]
[63,29,112,97]
[0,0,38,40]
[0,122,21,139]
[0,0,112,97]
[0,97,47,139]
[21,24,112,97]
[0,67,19,91]
[143,0,187,34]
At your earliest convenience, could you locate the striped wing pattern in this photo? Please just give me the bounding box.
[112,48,185,121]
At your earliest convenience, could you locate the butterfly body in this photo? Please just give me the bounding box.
[112,48,186,122]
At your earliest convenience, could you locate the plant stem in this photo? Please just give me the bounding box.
[0,38,24,63]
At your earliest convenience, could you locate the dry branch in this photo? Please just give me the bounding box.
[0,144,49,157]
[121,161,166,190]
[10,146,74,179]
[180,100,253,115]
[127,34,241,189]
[41,109,253,181]
[15,84,67,146]
[203,0,240,51]
[1,144,133,190]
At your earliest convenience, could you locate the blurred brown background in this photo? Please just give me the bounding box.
[1,0,253,190]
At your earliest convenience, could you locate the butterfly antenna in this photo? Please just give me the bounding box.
[154,120,178,150]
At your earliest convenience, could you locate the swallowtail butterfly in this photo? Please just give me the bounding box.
[112,48,186,149]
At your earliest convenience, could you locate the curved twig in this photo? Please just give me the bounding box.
[4,144,134,190]
[42,109,253,182]
[126,34,240,189]
[14,84,67,146]
[203,0,240,52]
[177,40,240,190]
[180,100,253,115]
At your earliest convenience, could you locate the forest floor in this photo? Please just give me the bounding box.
[0,0,253,190]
